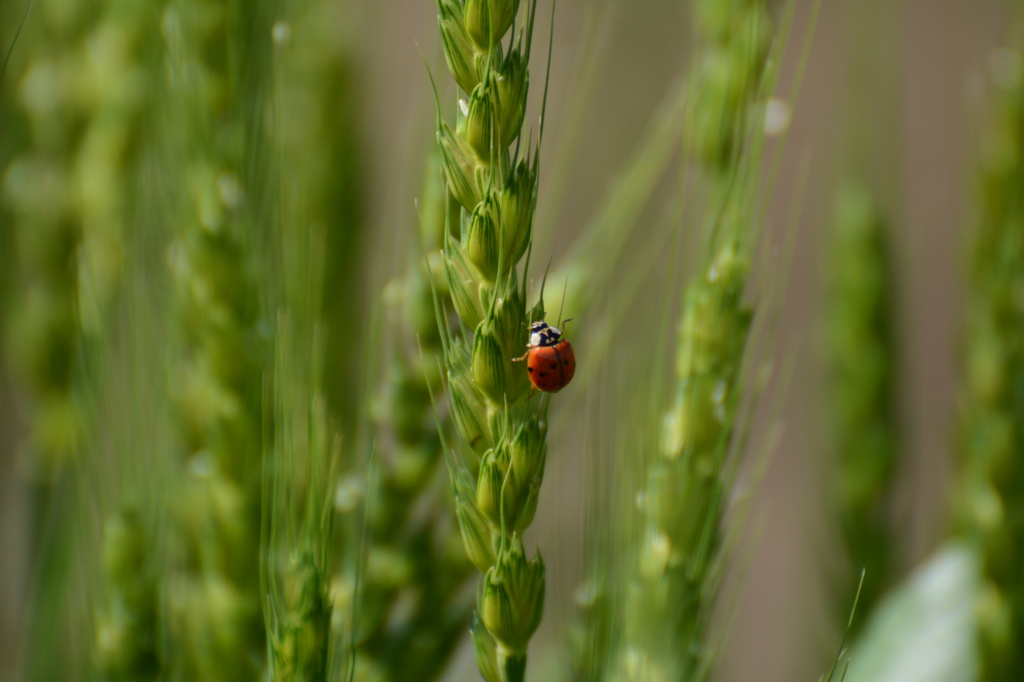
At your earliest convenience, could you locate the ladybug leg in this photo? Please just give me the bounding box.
[525,387,537,402]
[512,349,531,362]
[560,317,574,332]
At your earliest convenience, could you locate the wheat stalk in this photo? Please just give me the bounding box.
[430,1,555,680]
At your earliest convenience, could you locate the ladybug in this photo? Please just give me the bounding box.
[513,319,576,394]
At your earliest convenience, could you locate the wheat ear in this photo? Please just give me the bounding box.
[616,1,773,679]
[431,1,554,680]
[957,16,1024,678]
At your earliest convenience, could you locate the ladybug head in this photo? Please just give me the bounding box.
[527,320,562,347]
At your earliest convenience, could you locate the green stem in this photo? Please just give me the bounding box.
[498,648,528,682]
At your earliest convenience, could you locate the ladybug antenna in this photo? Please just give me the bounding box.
[535,249,556,311]
[556,275,569,328]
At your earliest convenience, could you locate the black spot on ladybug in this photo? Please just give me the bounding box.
[564,360,569,365]
[528,367,534,373]
[539,372,547,378]
[551,363,557,370]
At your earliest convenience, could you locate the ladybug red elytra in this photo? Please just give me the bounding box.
[513,319,576,394]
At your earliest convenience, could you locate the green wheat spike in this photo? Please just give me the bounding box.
[430,1,556,680]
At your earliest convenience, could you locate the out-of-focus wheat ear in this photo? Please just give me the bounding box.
[253,3,375,679]
[337,147,479,680]
[956,15,1024,678]
[610,1,778,680]
[0,0,168,678]
[160,1,275,678]
[822,0,902,626]
[826,180,899,625]
[262,312,336,682]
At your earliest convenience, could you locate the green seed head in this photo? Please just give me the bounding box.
[465,56,528,162]
[509,415,546,485]
[450,374,492,455]
[464,0,521,51]
[95,508,158,678]
[477,446,511,526]
[477,417,545,531]
[674,384,719,457]
[439,0,482,94]
[510,467,542,532]
[449,335,493,454]
[443,237,487,329]
[466,78,500,161]
[480,537,545,652]
[675,246,749,377]
[661,409,684,460]
[495,49,529,148]
[269,552,331,681]
[465,194,502,280]
[641,467,674,529]
[472,326,509,404]
[439,119,481,211]
[491,280,528,352]
[706,237,748,295]
[471,284,529,405]
[431,0,549,670]
[675,289,704,378]
[455,472,498,573]
[498,160,536,268]
[471,612,502,682]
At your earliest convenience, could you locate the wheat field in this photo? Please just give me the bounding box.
[1,1,1022,682]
